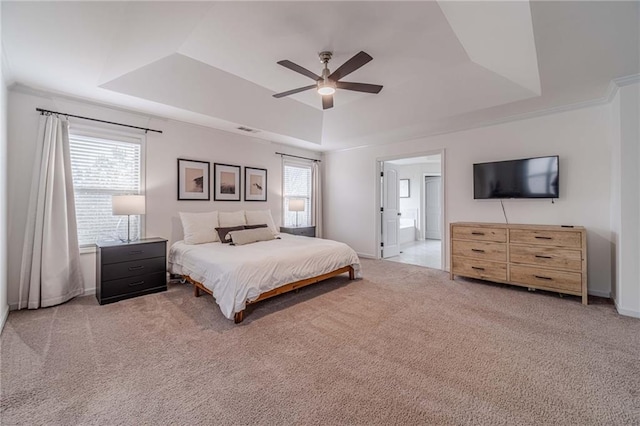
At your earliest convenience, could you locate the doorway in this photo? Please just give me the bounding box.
[378,152,444,270]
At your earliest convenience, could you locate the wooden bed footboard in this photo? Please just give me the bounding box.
[184,265,356,324]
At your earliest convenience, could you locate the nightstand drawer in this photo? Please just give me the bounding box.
[101,257,166,282]
[101,272,167,299]
[101,241,166,265]
[280,226,316,237]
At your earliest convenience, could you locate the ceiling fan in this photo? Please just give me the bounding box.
[273,51,383,110]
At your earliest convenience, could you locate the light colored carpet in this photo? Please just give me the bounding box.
[1,258,639,425]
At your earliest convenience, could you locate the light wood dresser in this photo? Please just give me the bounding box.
[450,222,587,304]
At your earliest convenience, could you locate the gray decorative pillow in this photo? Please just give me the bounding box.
[244,224,268,230]
[228,228,276,246]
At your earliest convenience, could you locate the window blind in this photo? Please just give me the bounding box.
[69,135,141,246]
[283,162,312,227]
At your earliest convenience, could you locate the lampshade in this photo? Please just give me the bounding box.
[288,199,305,212]
[112,195,146,215]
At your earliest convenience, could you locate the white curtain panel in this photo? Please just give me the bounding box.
[312,161,323,238]
[18,115,84,309]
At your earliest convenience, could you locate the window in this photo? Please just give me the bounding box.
[283,161,312,227]
[69,130,143,246]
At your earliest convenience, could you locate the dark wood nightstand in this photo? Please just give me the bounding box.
[96,238,167,305]
[280,226,316,237]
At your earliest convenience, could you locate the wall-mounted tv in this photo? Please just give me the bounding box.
[473,156,559,199]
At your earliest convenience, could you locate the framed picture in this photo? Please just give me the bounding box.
[244,167,267,201]
[177,158,210,200]
[399,179,410,198]
[214,163,241,201]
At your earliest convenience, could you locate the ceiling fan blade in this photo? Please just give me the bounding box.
[277,60,321,81]
[322,95,334,110]
[273,84,316,98]
[336,81,383,94]
[328,51,373,81]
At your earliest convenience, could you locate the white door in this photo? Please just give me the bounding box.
[425,176,442,240]
[382,163,400,258]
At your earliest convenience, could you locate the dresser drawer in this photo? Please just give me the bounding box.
[452,226,506,243]
[101,241,166,265]
[509,229,581,248]
[101,257,166,282]
[510,245,582,271]
[452,240,506,262]
[510,265,582,293]
[452,257,507,281]
[101,272,167,299]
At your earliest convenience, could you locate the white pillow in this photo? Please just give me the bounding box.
[179,211,219,244]
[219,210,246,227]
[245,210,278,235]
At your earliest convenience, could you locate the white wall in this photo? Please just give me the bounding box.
[6,88,319,308]
[610,82,640,317]
[325,104,613,297]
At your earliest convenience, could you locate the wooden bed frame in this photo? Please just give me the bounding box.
[185,265,356,323]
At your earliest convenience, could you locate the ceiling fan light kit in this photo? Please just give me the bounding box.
[274,50,383,110]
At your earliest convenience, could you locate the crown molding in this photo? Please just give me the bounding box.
[614,73,640,88]
[326,75,638,155]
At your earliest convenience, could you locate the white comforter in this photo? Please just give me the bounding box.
[168,234,361,319]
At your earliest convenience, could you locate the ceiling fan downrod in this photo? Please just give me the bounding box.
[317,51,335,95]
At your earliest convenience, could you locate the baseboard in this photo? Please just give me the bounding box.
[614,299,640,319]
[588,290,611,298]
[357,252,377,259]
[0,304,9,335]
[82,287,96,296]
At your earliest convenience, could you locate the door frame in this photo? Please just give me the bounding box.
[375,149,446,270]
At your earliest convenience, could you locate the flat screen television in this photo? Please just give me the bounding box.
[473,156,559,199]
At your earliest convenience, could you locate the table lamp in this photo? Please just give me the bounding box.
[112,195,146,242]
[288,199,305,227]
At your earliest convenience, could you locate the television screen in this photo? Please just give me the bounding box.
[473,156,559,199]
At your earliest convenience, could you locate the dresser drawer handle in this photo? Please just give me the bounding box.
[471,249,485,253]
[471,266,485,271]
[129,250,143,255]
[471,232,485,236]
[128,265,145,271]
[534,275,553,281]
[535,255,553,259]
[128,280,145,287]
[535,236,553,240]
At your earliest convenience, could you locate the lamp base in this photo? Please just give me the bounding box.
[116,215,139,243]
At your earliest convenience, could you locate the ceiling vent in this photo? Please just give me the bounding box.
[237,126,259,133]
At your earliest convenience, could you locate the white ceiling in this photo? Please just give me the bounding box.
[2,1,638,152]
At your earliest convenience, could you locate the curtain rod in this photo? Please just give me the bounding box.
[275,152,321,162]
[36,108,163,134]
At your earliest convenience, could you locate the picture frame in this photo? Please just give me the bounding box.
[399,179,410,198]
[177,158,210,201]
[244,167,268,202]
[214,163,241,201]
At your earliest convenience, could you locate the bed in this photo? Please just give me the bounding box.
[169,233,361,323]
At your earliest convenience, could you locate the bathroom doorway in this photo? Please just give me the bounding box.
[378,152,444,269]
